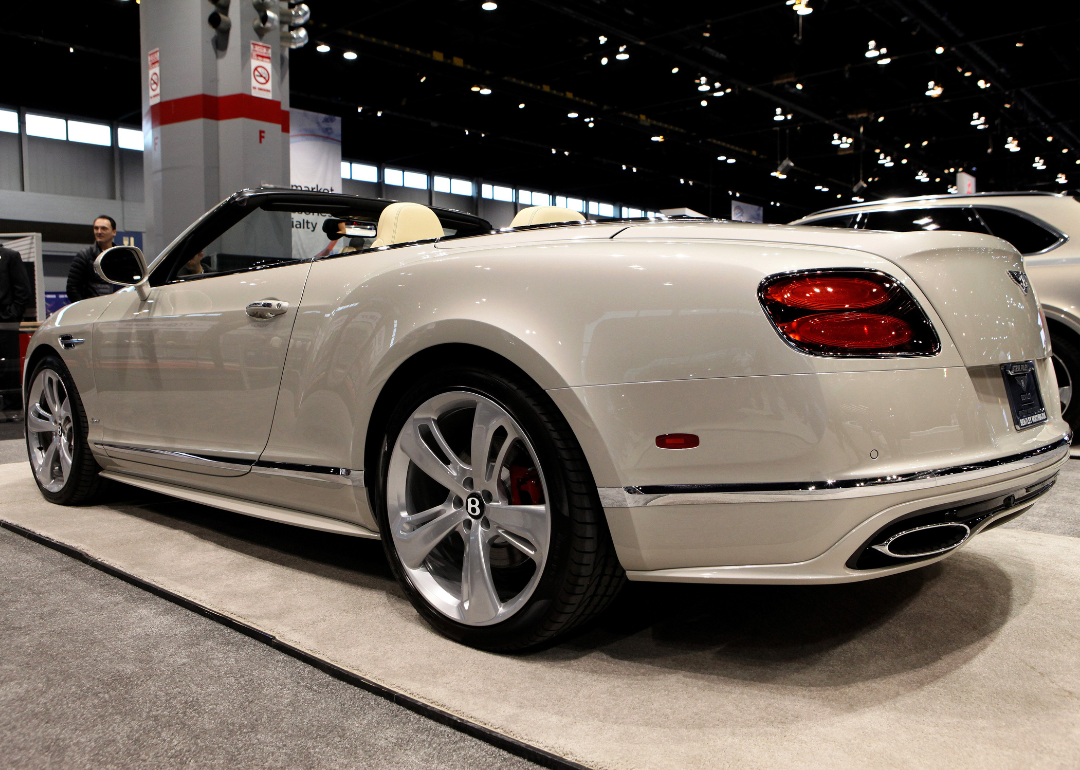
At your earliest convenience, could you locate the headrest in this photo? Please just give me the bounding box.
[510,206,587,228]
[371,202,444,248]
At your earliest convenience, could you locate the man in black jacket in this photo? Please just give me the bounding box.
[0,245,30,323]
[0,244,31,406]
[66,215,121,302]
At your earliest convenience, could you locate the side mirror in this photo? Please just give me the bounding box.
[95,245,151,301]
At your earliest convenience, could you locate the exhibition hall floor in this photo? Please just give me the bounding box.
[2,448,1079,770]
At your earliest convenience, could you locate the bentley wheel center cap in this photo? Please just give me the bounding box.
[465,492,485,519]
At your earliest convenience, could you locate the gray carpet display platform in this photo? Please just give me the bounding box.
[1,459,1079,770]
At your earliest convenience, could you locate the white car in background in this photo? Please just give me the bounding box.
[792,192,1080,437]
[22,189,1071,650]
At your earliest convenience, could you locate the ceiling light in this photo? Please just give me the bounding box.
[1047,135,1054,142]
[935,46,945,54]
[977,79,990,89]
[1058,173,1068,184]
[343,51,357,60]
[481,1,497,9]
[1005,137,1020,152]
[700,100,708,106]
[922,140,929,146]
[1033,156,1046,170]
[793,1,812,15]
[877,56,891,65]
[420,76,426,82]
[925,81,943,97]
[518,103,525,109]
[601,57,608,65]
[866,41,880,58]
[698,84,710,91]
[726,158,735,163]
[774,108,785,121]
[671,67,679,73]
[651,135,664,142]
[1016,41,1024,47]
[717,155,727,160]
[616,45,629,60]
[599,35,607,44]
[479,87,491,95]
[795,83,803,90]
[916,170,929,182]
[877,116,885,122]
[357,106,363,112]
[963,71,972,76]
[568,112,578,118]
[776,158,794,176]
[316,44,330,53]
[471,86,480,91]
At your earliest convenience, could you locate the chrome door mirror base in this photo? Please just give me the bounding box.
[95,245,151,301]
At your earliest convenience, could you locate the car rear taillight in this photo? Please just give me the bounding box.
[758,269,940,357]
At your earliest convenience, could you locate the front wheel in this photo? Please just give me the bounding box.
[375,364,624,651]
[25,356,104,504]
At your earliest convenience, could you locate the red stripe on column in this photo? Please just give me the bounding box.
[150,94,290,131]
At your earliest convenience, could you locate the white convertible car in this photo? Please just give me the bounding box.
[24,189,1071,649]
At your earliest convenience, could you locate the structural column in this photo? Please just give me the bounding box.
[140,0,290,258]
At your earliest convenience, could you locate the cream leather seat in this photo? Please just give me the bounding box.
[371,202,445,248]
[510,206,586,228]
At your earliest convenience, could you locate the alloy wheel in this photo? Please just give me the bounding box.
[26,368,75,493]
[387,390,551,627]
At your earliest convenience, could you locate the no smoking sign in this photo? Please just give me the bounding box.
[250,42,272,99]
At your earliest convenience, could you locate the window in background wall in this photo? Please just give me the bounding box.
[384,168,404,186]
[0,110,18,133]
[25,114,67,140]
[117,127,143,150]
[597,203,615,217]
[67,120,112,147]
[403,171,428,190]
[434,176,474,196]
[587,201,599,216]
[624,207,643,218]
[519,190,551,206]
[351,163,378,182]
[481,184,514,202]
[340,161,351,178]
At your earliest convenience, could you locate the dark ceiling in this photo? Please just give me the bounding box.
[5,0,1079,221]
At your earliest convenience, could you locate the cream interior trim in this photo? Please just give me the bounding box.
[371,202,445,248]
[510,206,587,227]
[100,471,380,538]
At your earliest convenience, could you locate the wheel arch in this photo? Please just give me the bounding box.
[22,343,61,399]
[361,341,621,511]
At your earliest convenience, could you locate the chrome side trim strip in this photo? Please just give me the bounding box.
[251,462,364,487]
[600,436,1071,507]
[93,442,254,472]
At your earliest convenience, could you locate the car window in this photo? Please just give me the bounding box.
[166,204,378,283]
[975,207,1062,255]
[805,214,859,228]
[862,207,988,234]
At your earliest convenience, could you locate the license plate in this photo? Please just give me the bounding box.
[1001,361,1047,430]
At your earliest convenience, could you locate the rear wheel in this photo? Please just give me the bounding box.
[1051,332,1080,439]
[25,356,104,505]
[375,363,624,651]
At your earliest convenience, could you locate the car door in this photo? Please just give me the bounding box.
[92,200,313,475]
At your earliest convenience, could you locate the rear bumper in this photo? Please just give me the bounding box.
[605,437,1069,582]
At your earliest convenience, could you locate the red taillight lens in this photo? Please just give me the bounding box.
[759,269,939,357]
[763,276,886,310]
[781,313,913,349]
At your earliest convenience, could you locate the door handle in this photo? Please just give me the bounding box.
[246,300,289,320]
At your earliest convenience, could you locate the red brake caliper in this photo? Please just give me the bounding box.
[509,466,543,505]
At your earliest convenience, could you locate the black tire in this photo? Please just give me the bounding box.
[374,363,625,651]
[1051,332,1080,440]
[24,355,104,505]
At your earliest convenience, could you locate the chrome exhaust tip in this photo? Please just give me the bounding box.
[871,522,971,560]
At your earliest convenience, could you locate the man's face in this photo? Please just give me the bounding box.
[93,219,116,246]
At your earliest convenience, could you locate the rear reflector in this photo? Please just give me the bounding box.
[759,269,939,357]
[656,433,700,449]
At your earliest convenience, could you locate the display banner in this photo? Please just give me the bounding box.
[731,200,764,223]
[289,108,342,258]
